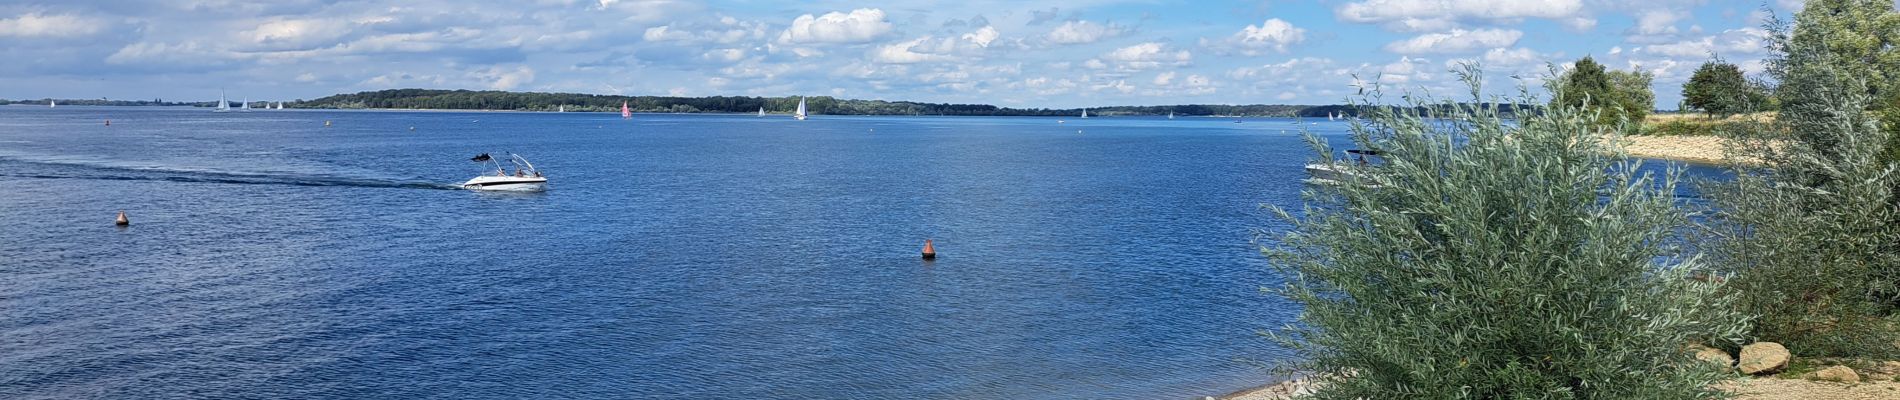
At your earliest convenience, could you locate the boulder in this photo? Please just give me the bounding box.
[1687,344,1734,369]
[1811,365,1860,383]
[1738,342,1791,375]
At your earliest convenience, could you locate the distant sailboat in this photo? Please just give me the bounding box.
[758,106,765,117]
[274,102,283,110]
[1080,108,1089,119]
[621,101,631,119]
[1328,112,1335,121]
[48,99,55,108]
[794,96,807,120]
[214,90,230,112]
[1167,110,1174,120]
[241,97,251,112]
[558,105,565,113]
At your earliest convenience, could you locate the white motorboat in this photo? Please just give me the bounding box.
[1305,149,1380,185]
[463,153,548,191]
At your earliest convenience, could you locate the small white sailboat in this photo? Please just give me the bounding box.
[558,105,565,113]
[758,106,766,117]
[794,96,807,120]
[274,102,283,110]
[1167,111,1174,120]
[1328,112,1335,121]
[1080,108,1089,119]
[241,96,251,112]
[462,153,548,191]
[214,90,230,112]
[48,99,55,108]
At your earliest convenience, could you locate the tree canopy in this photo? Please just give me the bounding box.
[1682,59,1766,116]
[1550,56,1654,127]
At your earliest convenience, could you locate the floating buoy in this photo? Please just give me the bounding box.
[324,120,332,126]
[104,120,111,126]
[115,211,129,226]
[409,126,416,131]
[921,239,937,260]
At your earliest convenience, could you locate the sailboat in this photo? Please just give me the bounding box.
[1328,112,1335,121]
[241,97,251,112]
[758,106,765,117]
[558,105,565,113]
[621,101,631,119]
[794,96,807,120]
[1167,111,1174,120]
[1080,108,1089,119]
[48,99,55,108]
[274,102,283,110]
[214,90,230,112]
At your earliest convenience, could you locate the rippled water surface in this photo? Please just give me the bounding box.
[0,106,1718,399]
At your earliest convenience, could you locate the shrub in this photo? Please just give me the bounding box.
[1262,66,1748,399]
[1702,50,1900,359]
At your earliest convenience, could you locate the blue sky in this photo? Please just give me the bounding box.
[0,0,1813,108]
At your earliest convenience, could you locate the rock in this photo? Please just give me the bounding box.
[1865,372,1891,382]
[1811,365,1860,383]
[1688,344,1734,369]
[1738,342,1791,375]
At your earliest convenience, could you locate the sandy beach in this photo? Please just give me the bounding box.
[1611,134,1732,165]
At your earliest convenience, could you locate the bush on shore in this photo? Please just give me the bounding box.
[1263,66,1749,399]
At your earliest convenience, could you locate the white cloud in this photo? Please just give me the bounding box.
[962,26,999,48]
[1098,42,1191,70]
[1384,28,1522,54]
[702,48,747,63]
[1046,20,1125,45]
[473,65,535,90]
[1213,18,1305,55]
[1637,27,1770,58]
[777,8,893,44]
[872,37,954,64]
[1337,0,1585,32]
[243,18,352,51]
[0,13,105,38]
[1153,71,1176,85]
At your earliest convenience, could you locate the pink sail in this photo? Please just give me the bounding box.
[621,101,631,119]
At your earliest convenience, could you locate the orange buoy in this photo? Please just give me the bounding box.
[115,211,129,226]
[921,239,936,259]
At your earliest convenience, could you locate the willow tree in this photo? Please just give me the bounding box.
[1264,66,1746,399]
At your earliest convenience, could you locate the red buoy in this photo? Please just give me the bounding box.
[921,239,937,259]
[115,211,129,226]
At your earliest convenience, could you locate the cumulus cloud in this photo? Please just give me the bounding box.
[1337,0,1585,32]
[1637,27,1771,58]
[0,13,106,38]
[873,37,955,64]
[962,26,999,48]
[1046,20,1125,45]
[777,8,893,44]
[1208,18,1305,55]
[1384,28,1522,54]
[243,18,354,51]
[1098,42,1191,70]
[473,65,535,90]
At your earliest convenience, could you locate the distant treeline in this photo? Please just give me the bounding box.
[294,89,1528,118]
[1,98,215,107]
[8,90,1539,118]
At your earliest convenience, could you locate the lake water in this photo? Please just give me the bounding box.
[0,106,1720,399]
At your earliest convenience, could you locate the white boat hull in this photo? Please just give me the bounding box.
[462,176,548,191]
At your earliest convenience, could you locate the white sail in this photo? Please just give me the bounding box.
[241,97,251,111]
[215,90,229,112]
[1081,108,1088,118]
[794,96,807,120]
[758,106,765,117]
[48,100,54,108]
[275,102,283,110]
[558,105,565,112]
[1167,111,1173,119]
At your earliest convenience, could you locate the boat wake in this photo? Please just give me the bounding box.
[0,155,461,190]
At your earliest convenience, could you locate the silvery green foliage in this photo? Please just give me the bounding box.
[1704,52,1900,358]
[1264,66,1748,399]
